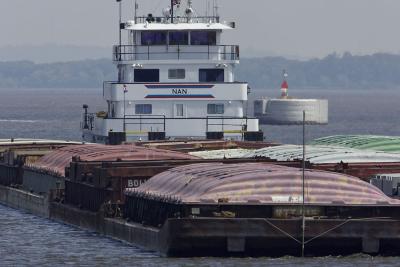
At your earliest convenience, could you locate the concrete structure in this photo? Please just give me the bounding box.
[255,98,328,125]
[254,72,328,125]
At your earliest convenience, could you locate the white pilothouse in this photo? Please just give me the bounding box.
[82,0,261,143]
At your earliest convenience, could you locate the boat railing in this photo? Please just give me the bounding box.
[83,114,251,135]
[124,115,166,133]
[206,116,248,133]
[122,116,248,133]
[134,16,220,24]
[113,44,239,61]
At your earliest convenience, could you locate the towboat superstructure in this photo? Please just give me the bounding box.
[82,0,261,143]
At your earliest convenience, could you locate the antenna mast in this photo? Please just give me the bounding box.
[171,0,174,23]
[134,0,138,24]
[212,0,215,18]
[116,0,122,48]
[215,0,219,21]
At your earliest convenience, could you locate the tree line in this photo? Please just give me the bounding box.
[1,53,400,89]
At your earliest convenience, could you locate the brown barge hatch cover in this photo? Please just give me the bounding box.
[28,144,198,177]
[126,163,400,205]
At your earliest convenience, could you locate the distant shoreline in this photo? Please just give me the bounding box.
[2,53,400,89]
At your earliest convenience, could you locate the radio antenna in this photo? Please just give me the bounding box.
[215,0,219,21]
[116,0,122,48]
[134,0,138,24]
[212,0,215,18]
[171,0,173,23]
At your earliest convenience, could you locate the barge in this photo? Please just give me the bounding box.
[2,139,400,256]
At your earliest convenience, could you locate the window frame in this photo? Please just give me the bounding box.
[134,69,160,83]
[207,104,225,115]
[141,31,167,45]
[190,31,217,45]
[168,69,186,79]
[199,69,225,82]
[135,104,153,115]
[175,104,185,117]
[169,31,189,45]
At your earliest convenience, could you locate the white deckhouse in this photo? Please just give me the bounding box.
[82,0,261,143]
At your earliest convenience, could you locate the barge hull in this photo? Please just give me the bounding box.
[0,185,49,218]
[161,218,400,256]
[2,185,400,256]
[48,201,400,257]
[49,202,161,253]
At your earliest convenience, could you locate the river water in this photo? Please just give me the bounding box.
[0,88,400,266]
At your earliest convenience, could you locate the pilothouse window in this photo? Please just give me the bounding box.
[141,31,167,45]
[190,31,217,45]
[135,104,152,115]
[199,69,224,82]
[134,69,160,82]
[169,31,189,45]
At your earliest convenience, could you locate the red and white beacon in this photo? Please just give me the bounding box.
[281,70,289,98]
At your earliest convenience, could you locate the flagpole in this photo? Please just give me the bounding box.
[118,0,122,48]
[134,0,138,24]
[171,0,174,23]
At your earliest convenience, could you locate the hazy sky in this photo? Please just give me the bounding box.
[1,0,400,58]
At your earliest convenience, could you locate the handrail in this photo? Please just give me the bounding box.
[113,44,239,61]
[104,81,247,85]
[135,16,220,24]
[82,114,252,134]
[124,115,166,132]
[206,116,249,133]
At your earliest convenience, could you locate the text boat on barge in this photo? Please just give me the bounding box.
[82,0,261,144]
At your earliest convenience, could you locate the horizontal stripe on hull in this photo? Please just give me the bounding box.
[145,84,214,89]
[145,94,215,99]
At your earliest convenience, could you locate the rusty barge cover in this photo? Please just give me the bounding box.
[126,163,400,206]
[27,144,198,177]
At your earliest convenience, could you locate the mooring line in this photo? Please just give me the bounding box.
[304,217,400,245]
[304,219,351,245]
[263,219,302,245]
[263,217,399,249]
